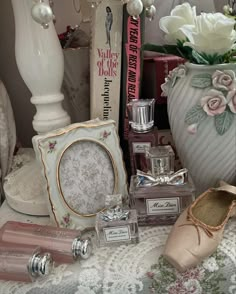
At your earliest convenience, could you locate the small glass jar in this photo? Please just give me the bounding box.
[145,145,175,176]
[95,194,139,247]
[129,174,195,226]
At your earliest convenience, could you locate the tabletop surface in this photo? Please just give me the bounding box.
[0,201,235,294]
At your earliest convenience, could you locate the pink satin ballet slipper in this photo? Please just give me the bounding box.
[163,183,236,272]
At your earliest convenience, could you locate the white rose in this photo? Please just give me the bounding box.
[159,3,196,44]
[181,12,236,55]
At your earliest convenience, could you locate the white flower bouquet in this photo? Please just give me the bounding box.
[143,3,236,65]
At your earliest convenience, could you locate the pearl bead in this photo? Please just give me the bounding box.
[31,1,53,28]
[126,0,143,18]
[145,5,156,21]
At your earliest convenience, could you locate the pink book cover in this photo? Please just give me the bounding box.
[90,0,123,128]
[123,15,143,139]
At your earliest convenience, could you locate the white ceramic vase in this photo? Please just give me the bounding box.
[166,63,236,196]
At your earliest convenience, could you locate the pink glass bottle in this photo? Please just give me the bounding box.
[0,221,92,264]
[0,242,53,282]
[128,128,158,175]
[127,99,158,175]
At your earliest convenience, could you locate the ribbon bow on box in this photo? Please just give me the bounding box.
[136,168,188,187]
[100,207,130,222]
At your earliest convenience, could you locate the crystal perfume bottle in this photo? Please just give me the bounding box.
[0,222,92,264]
[95,194,139,247]
[129,170,195,226]
[0,242,53,282]
[127,99,158,175]
[145,145,175,176]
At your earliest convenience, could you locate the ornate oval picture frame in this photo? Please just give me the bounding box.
[33,119,128,229]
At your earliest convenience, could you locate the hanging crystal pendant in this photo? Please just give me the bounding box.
[145,4,156,21]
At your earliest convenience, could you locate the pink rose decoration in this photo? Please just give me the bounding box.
[212,70,236,91]
[187,123,198,134]
[227,89,236,113]
[200,89,227,116]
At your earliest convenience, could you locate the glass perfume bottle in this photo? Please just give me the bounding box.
[127,99,158,175]
[95,194,139,247]
[0,222,92,264]
[145,145,175,176]
[0,242,53,282]
[129,169,195,226]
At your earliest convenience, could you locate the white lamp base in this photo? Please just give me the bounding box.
[4,149,49,216]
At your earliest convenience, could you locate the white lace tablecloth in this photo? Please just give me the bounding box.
[0,201,235,294]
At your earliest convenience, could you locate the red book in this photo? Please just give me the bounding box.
[142,55,185,104]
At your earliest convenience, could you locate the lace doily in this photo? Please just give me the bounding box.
[0,202,235,294]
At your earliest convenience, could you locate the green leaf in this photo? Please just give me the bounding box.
[185,105,207,125]
[214,109,234,135]
[142,43,187,59]
[191,73,212,88]
[192,50,209,64]
[199,52,225,65]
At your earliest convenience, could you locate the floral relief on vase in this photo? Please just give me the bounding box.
[162,66,236,136]
[184,69,236,135]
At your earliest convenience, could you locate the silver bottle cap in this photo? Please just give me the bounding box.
[72,237,92,260]
[29,252,53,277]
[127,99,155,133]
